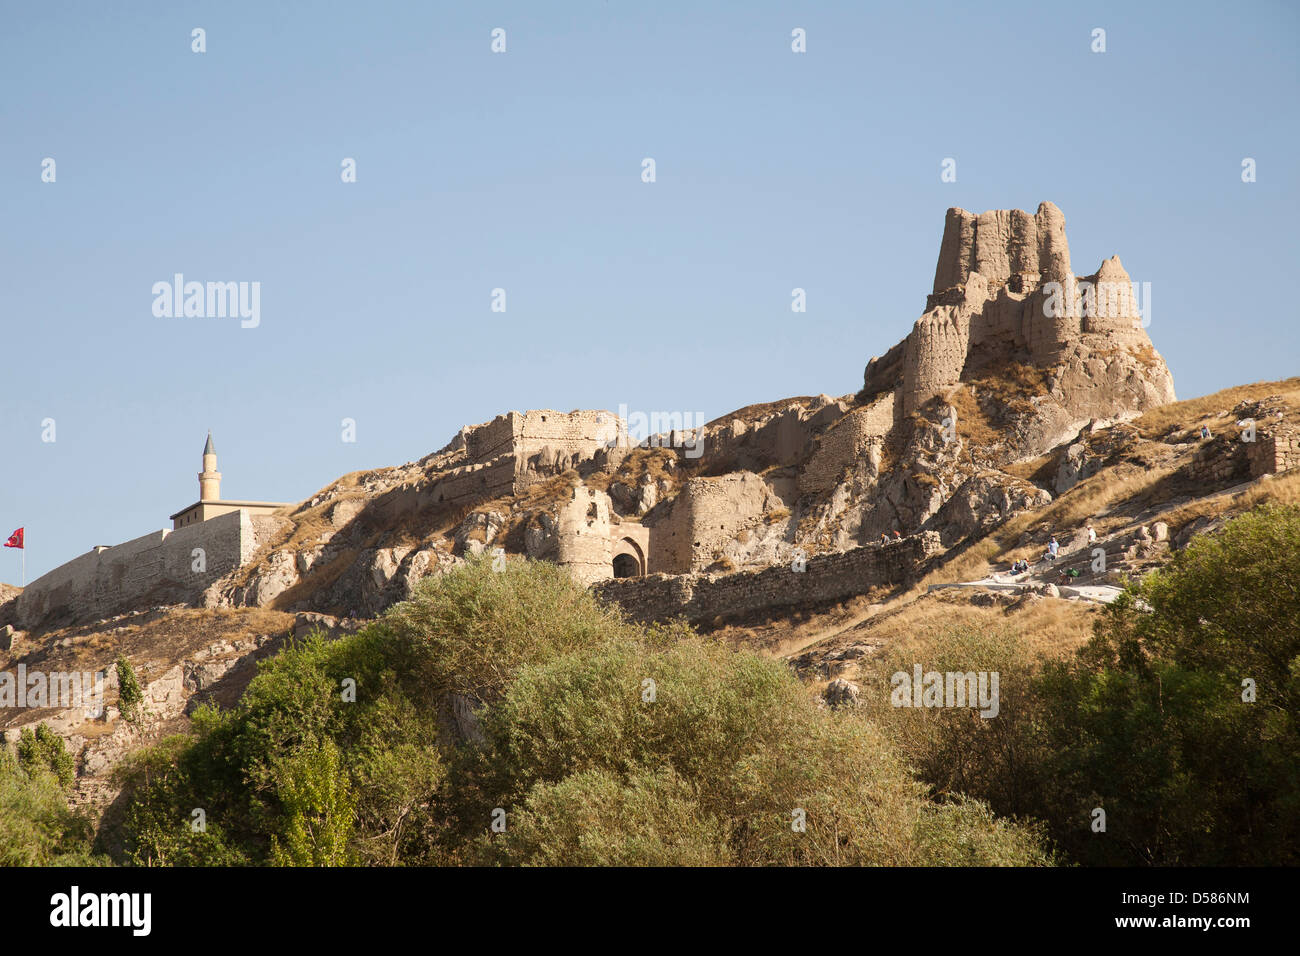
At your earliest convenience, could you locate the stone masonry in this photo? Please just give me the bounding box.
[594,532,939,626]
[14,510,285,629]
[863,202,1175,429]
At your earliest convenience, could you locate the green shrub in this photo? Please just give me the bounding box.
[269,740,356,866]
[0,738,103,865]
[116,656,144,726]
[18,724,76,789]
[482,767,727,867]
[865,504,1300,866]
[467,635,1049,866]
[116,554,1052,867]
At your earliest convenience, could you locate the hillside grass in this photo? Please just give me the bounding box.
[1135,376,1300,439]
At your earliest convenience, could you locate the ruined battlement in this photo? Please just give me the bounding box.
[594,532,939,626]
[464,410,621,467]
[864,202,1175,426]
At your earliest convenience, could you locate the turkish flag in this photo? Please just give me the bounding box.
[4,528,23,549]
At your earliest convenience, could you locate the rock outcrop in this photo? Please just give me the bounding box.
[867,201,1175,452]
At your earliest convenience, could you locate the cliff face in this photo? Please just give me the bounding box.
[870,201,1175,443]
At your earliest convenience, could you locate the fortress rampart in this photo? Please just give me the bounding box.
[876,202,1174,417]
[14,510,283,629]
[594,532,939,626]
[432,410,624,510]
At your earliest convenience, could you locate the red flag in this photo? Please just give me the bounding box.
[4,528,23,549]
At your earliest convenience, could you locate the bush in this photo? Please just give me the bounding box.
[861,626,1047,819]
[117,554,1052,867]
[116,656,144,726]
[466,634,1049,866]
[0,740,102,866]
[269,740,356,866]
[865,504,1300,866]
[484,768,728,866]
[18,724,76,789]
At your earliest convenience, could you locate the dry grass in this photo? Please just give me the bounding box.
[712,591,889,657]
[914,461,1180,590]
[275,471,368,549]
[584,447,682,496]
[0,606,297,730]
[704,396,818,429]
[965,359,1050,402]
[850,590,1096,662]
[914,539,1002,592]
[1158,469,1300,538]
[1135,377,1300,440]
[945,386,1003,449]
[1033,462,1180,531]
[1003,449,1057,483]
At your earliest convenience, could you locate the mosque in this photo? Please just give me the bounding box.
[169,433,291,528]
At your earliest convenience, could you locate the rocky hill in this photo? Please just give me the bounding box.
[2,202,1297,820]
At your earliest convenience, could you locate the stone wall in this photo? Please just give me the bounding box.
[14,510,262,629]
[1190,435,1251,484]
[1247,422,1300,478]
[695,399,841,475]
[932,203,1072,295]
[554,486,614,585]
[594,532,939,626]
[647,471,794,573]
[799,395,892,495]
[426,455,517,508]
[463,414,518,463]
[457,409,623,497]
[887,202,1175,421]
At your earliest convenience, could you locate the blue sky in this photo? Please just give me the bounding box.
[2,0,1297,580]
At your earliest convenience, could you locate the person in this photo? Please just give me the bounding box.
[880,532,888,544]
[1200,424,1212,439]
[1087,523,1097,545]
[892,529,901,539]
[1047,536,1059,561]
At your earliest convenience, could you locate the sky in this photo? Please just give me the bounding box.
[2,0,1297,580]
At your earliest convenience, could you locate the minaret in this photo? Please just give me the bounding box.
[199,432,221,501]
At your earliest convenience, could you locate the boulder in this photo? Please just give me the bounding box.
[454,511,505,556]
[1055,443,1089,494]
[825,678,862,708]
[245,550,299,606]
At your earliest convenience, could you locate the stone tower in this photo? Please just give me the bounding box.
[199,432,222,502]
[882,201,1174,417]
